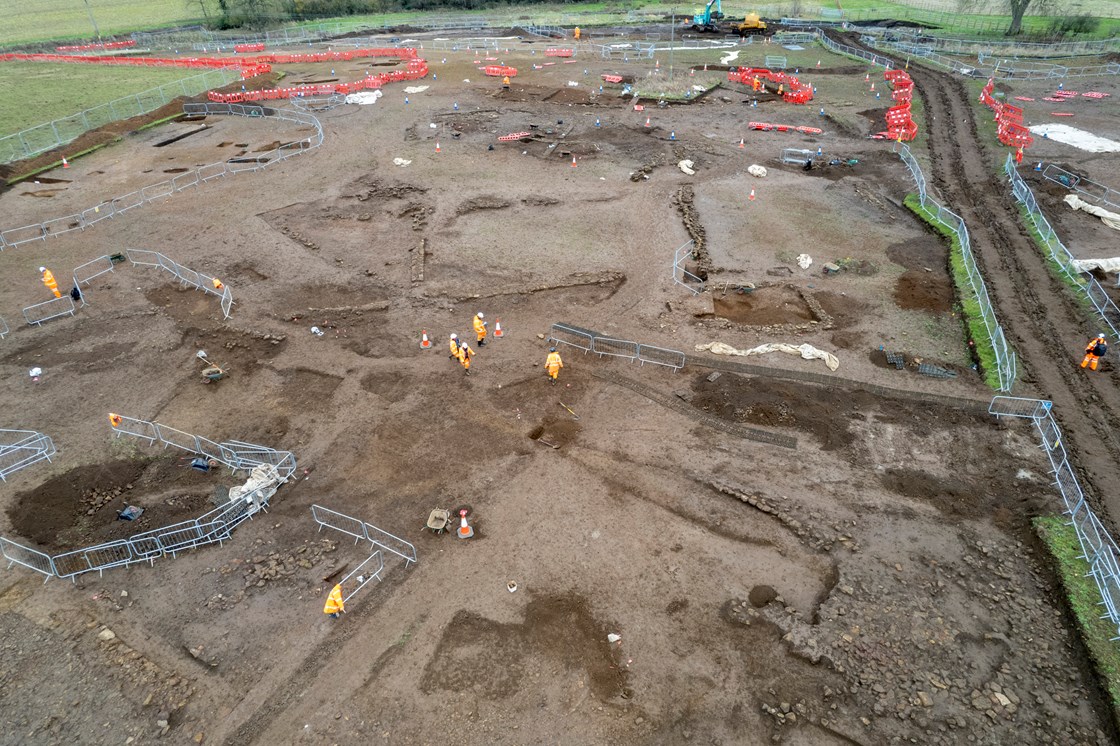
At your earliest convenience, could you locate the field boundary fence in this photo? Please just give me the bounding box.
[989,396,1120,640]
[1005,156,1120,338]
[548,323,687,371]
[310,504,418,567]
[0,429,56,482]
[0,67,242,165]
[672,240,704,294]
[22,295,75,327]
[0,418,295,582]
[1040,163,1120,211]
[127,249,234,318]
[896,143,1017,391]
[0,103,323,252]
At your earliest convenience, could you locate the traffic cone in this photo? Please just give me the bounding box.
[870,82,875,91]
[457,509,474,539]
[670,131,676,141]
[645,116,651,128]
[738,138,745,148]
[494,319,504,338]
[689,68,694,76]
[865,72,870,81]
[655,59,660,69]
[435,142,441,153]
[571,155,577,167]
[816,60,821,67]
[595,117,601,127]
[704,64,708,71]
[748,189,756,201]
[62,157,69,168]
[1035,162,1042,171]
[420,330,431,349]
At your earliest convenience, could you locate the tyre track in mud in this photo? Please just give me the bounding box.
[833,32,1120,525]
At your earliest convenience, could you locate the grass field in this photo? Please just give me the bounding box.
[0,63,210,137]
[0,0,203,47]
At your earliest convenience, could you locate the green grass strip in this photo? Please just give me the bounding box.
[905,193,1002,389]
[1035,515,1120,724]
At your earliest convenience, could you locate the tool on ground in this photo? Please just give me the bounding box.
[559,401,580,420]
[426,508,452,535]
[536,437,560,449]
[196,349,228,384]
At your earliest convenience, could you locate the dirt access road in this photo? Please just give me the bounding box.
[0,28,1117,746]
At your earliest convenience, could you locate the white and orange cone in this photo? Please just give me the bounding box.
[571,155,577,167]
[457,509,474,539]
[738,138,745,149]
[420,329,431,349]
[494,319,504,338]
[62,157,70,168]
[644,116,651,128]
[748,188,756,201]
[435,141,441,153]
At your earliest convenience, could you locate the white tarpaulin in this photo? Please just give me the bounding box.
[695,341,840,370]
[1064,194,1120,231]
[403,85,429,93]
[345,90,383,105]
[1073,257,1120,274]
[679,159,696,175]
[1027,124,1120,153]
[227,464,282,508]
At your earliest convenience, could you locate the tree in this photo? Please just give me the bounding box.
[997,0,1054,36]
[185,0,215,26]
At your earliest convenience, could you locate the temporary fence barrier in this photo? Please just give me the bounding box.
[310,504,418,566]
[22,295,75,327]
[0,417,294,582]
[672,239,705,294]
[896,143,1017,391]
[980,78,1033,149]
[0,103,323,253]
[0,429,57,482]
[126,249,234,319]
[1005,156,1120,338]
[989,396,1120,639]
[339,550,385,603]
[207,53,429,103]
[1041,163,1120,211]
[56,40,137,52]
[0,315,8,339]
[0,68,241,165]
[289,93,346,111]
[781,148,817,165]
[728,67,813,103]
[549,323,687,372]
[72,255,117,307]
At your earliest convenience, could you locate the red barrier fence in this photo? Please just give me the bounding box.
[56,40,136,52]
[980,78,1033,149]
[602,74,623,84]
[483,65,518,78]
[727,67,813,104]
[748,121,823,135]
[0,47,421,83]
[870,70,917,142]
[545,49,574,57]
[207,57,429,102]
[235,43,266,53]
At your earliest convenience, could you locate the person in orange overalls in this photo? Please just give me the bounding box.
[40,267,61,298]
[457,340,475,376]
[448,333,461,361]
[545,347,564,382]
[1081,334,1108,371]
[324,583,345,618]
[473,312,488,346]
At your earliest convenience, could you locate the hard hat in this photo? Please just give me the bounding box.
[38,266,45,272]
[550,347,557,352]
[450,333,457,339]
[477,312,484,318]
[1099,333,1107,339]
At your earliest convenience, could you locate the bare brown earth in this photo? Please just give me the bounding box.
[0,26,1118,746]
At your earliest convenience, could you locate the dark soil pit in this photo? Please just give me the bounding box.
[893,269,953,313]
[813,291,868,329]
[7,458,224,551]
[528,417,582,449]
[711,285,817,326]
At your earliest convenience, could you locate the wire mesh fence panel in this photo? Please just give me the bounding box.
[53,541,134,579]
[0,315,8,338]
[2,223,47,247]
[311,504,371,545]
[988,396,1049,419]
[112,190,145,214]
[638,344,687,371]
[22,296,75,326]
[592,336,639,361]
[363,522,417,565]
[0,537,56,581]
[340,551,385,602]
[151,424,203,455]
[0,431,56,481]
[73,255,115,288]
[141,181,175,204]
[549,323,595,352]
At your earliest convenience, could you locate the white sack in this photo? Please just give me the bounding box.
[695,341,840,371]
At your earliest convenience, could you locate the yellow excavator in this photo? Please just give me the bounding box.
[732,13,769,36]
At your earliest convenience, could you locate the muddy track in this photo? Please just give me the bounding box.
[833,32,1120,526]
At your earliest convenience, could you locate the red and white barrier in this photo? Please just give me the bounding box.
[483,65,517,78]
[235,43,266,53]
[979,78,1033,149]
[56,39,136,52]
[498,132,531,141]
[748,121,822,134]
[727,67,813,104]
[545,48,574,57]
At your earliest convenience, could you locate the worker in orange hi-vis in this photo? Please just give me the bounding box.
[545,347,564,383]
[502,75,510,90]
[1081,333,1108,371]
[212,278,224,291]
[574,26,581,41]
[457,340,475,376]
[473,312,488,346]
[39,267,61,298]
[448,333,461,361]
[323,583,345,618]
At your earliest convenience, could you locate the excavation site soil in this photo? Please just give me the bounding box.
[0,24,1118,746]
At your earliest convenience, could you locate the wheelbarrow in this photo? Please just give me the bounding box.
[196,349,228,384]
[425,508,452,535]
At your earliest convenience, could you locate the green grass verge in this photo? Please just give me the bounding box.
[1035,515,1120,724]
[0,63,200,137]
[1015,204,1093,303]
[905,193,1001,389]
[6,138,118,185]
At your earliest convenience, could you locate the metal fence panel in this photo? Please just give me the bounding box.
[22,296,75,326]
[340,550,385,603]
[0,430,57,481]
[0,315,8,339]
[549,323,594,352]
[312,504,371,545]
[0,537,56,582]
[592,336,639,361]
[672,240,704,294]
[638,344,687,371]
[364,522,418,566]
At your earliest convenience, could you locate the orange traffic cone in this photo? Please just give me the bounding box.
[870,82,875,91]
[645,117,651,128]
[571,155,577,167]
[494,319,504,338]
[816,60,821,67]
[457,509,474,539]
[62,157,70,168]
[689,68,694,76]
[738,138,745,149]
[435,142,441,153]
[748,189,756,201]
[420,330,431,349]
[865,72,870,81]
